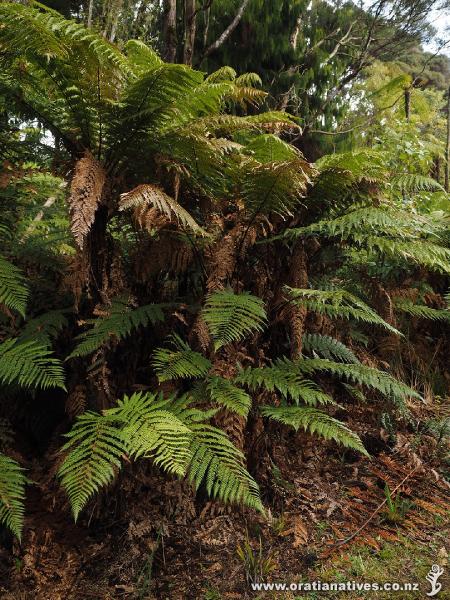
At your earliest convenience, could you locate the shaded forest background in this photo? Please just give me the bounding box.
[0,0,449,598]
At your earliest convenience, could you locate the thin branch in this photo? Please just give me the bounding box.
[201,0,250,61]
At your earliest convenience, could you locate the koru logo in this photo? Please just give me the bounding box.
[426,564,444,597]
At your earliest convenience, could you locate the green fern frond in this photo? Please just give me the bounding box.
[260,406,368,455]
[302,333,360,363]
[295,358,419,405]
[286,287,400,335]
[357,235,450,273]
[0,2,68,59]
[120,63,203,128]
[235,73,263,87]
[0,255,29,317]
[58,412,126,521]
[186,422,263,511]
[68,298,166,359]
[192,376,252,417]
[202,290,267,350]
[394,300,450,321]
[245,134,300,163]
[0,338,65,389]
[284,206,440,241]
[18,310,69,347]
[235,367,334,406]
[205,66,237,83]
[152,335,212,381]
[241,158,314,217]
[391,174,445,194]
[125,39,163,74]
[109,392,192,476]
[0,453,27,540]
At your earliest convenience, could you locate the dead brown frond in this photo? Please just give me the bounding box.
[120,183,206,235]
[68,151,106,249]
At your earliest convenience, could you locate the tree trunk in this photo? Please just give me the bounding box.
[287,241,308,359]
[86,0,94,28]
[445,86,450,192]
[404,88,411,121]
[163,0,177,62]
[183,0,196,66]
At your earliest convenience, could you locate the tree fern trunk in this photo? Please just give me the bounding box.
[287,241,308,359]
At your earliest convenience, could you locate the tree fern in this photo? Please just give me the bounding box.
[0,452,27,540]
[68,297,166,359]
[0,338,65,389]
[260,406,368,455]
[202,290,267,350]
[285,287,400,335]
[152,334,212,381]
[302,333,360,364]
[0,255,29,317]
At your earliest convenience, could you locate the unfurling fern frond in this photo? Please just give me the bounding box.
[394,299,450,321]
[119,184,206,235]
[302,333,360,364]
[68,297,166,358]
[235,367,334,406]
[285,287,400,335]
[0,453,27,540]
[202,290,267,350]
[152,334,212,381]
[58,412,126,521]
[0,255,29,317]
[110,392,192,476]
[260,406,368,455]
[0,338,65,389]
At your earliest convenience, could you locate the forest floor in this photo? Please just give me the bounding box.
[0,395,449,599]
